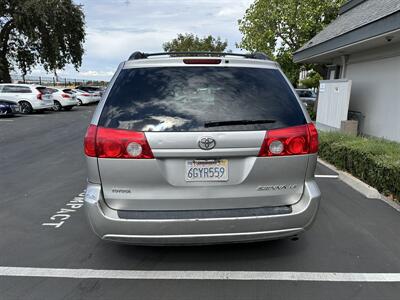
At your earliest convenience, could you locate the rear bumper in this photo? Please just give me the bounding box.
[79,97,91,104]
[60,99,78,107]
[84,181,320,245]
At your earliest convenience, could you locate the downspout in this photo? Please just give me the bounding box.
[340,55,349,79]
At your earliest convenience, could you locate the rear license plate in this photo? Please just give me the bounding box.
[185,159,228,182]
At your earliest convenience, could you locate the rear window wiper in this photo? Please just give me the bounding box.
[204,119,276,128]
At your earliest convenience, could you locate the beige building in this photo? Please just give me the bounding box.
[294,0,400,142]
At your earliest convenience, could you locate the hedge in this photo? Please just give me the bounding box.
[318,132,400,200]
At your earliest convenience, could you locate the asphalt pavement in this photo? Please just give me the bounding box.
[0,106,399,299]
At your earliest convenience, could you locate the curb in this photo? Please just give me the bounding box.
[317,158,400,212]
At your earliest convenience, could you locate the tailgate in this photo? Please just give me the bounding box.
[98,131,308,211]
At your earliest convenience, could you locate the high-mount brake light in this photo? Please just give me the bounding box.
[84,125,154,159]
[258,123,318,157]
[183,59,221,64]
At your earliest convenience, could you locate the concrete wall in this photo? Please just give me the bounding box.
[345,43,400,142]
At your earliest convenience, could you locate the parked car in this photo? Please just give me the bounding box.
[295,89,317,107]
[0,84,53,114]
[0,99,20,116]
[75,86,104,101]
[75,85,105,96]
[91,91,102,102]
[64,89,96,106]
[83,52,320,245]
[48,88,78,111]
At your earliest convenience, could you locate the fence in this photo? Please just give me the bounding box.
[10,75,109,87]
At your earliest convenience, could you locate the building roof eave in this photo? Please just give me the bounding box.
[293,11,400,63]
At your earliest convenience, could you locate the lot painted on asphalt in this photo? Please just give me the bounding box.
[0,106,399,299]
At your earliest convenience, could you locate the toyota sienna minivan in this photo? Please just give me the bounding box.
[83,52,321,245]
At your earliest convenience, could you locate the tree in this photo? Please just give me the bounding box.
[163,33,228,53]
[300,70,322,88]
[0,0,85,83]
[238,0,345,85]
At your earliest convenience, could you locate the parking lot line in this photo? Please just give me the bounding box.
[0,267,399,282]
[315,175,339,178]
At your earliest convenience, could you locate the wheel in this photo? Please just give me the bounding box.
[63,106,73,111]
[19,101,33,114]
[77,99,83,106]
[53,101,62,111]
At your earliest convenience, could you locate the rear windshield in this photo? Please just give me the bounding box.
[98,67,306,131]
[36,87,53,94]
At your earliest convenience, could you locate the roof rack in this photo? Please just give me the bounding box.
[128,51,270,61]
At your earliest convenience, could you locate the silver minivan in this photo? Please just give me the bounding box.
[84,52,321,245]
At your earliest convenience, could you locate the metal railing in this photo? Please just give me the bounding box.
[10,75,109,87]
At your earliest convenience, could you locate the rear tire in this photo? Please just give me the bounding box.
[19,101,33,114]
[77,99,83,106]
[53,101,62,111]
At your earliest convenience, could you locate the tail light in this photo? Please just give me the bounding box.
[84,125,97,157]
[82,93,91,97]
[258,123,318,157]
[84,125,154,159]
[37,93,43,100]
[61,94,71,98]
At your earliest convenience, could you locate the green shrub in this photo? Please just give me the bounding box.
[306,105,316,121]
[318,132,400,200]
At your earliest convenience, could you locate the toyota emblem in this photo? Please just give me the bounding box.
[198,137,216,150]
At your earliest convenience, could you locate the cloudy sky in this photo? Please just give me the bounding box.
[29,0,254,81]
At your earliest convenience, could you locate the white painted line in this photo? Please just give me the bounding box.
[0,267,399,282]
[42,191,85,228]
[0,119,14,122]
[317,158,385,199]
[315,175,339,178]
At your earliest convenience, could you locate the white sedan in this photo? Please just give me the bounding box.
[49,88,78,111]
[90,91,102,102]
[66,89,98,105]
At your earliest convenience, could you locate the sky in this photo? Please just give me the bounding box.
[27,0,254,81]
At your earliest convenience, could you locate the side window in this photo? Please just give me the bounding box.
[2,85,16,93]
[2,85,31,93]
[18,86,32,93]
